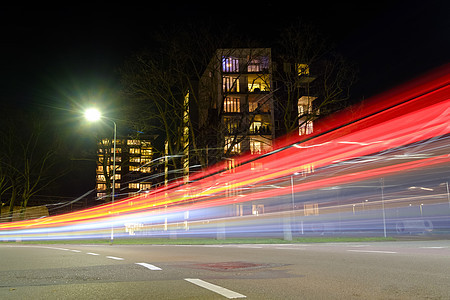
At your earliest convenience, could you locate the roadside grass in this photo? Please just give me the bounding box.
[3,236,396,245]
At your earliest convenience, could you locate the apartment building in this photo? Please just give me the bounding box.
[95,137,154,201]
[199,48,275,162]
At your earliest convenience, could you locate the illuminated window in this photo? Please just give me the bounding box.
[140,166,152,173]
[235,204,244,216]
[224,137,241,154]
[223,76,240,92]
[250,137,271,154]
[130,157,140,163]
[127,140,140,145]
[252,204,264,215]
[129,148,140,154]
[249,99,270,112]
[297,63,310,76]
[141,149,152,155]
[129,183,139,189]
[224,97,240,112]
[141,157,152,165]
[140,183,152,190]
[304,203,319,216]
[222,56,239,72]
[250,121,262,134]
[224,117,239,134]
[299,121,313,136]
[247,74,270,92]
[247,56,269,72]
[129,165,139,172]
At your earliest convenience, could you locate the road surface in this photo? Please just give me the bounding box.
[1,240,449,299]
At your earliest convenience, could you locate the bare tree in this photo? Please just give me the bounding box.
[0,111,68,221]
[273,22,358,136]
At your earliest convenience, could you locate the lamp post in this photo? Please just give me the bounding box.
[84,108,117,243]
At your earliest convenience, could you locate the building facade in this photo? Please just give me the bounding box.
[95,137,154,201]
[199,48,275,162]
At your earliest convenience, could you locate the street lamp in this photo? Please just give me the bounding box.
[84,108,117,243]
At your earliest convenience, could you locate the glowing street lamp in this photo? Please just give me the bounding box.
[84,108,117,243]
[84,108,102,121]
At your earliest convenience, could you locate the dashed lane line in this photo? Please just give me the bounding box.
[347,250,397,254]
[86,252,100,256]
[135,262,162,270]
[185,278,246,299]
[106,256,125,260]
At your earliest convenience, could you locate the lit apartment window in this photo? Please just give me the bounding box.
[247,56,269,72]
[127,140,141,146]
[129,148,141,154]
[250,121,262,134]
[130,157,140,163]
[223,76,240,93]
[297,63,310,76]
[140,166,152,173]
[141,157,152,165]
[129,183,139,189]
[224,117,239,134]
[111,147,121,153]
[299,121,314,136]
[224,137,241,154]
[250,137,271,154]
[222,56,239,72]
[141,149,152,155]
[247,74,270,92]
[249,99,270,112]
[224,97,240,112]
[129,165,139,172]
[140,183,152,190]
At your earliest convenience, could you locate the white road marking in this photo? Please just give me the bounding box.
[347,250,397,254]
[275,247,306,250]
[70,250,81,253]
[106,256,124,260]
[86,252,100,256]
[135,262,162,270]
[420,247,445,249]
[185,278,246,299]
[41,246,71,251]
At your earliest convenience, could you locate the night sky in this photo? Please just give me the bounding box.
[0,1,448,197]
[1,1,448,109]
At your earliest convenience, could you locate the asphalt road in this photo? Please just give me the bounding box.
[1,240,449,299]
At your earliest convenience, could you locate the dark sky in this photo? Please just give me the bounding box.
[1,1,448,109]
[0,2,448,197]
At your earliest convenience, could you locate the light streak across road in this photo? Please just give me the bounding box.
[0,64,449,240]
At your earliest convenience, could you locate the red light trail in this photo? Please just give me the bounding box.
[0,65,449,240]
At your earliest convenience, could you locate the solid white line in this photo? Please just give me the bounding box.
[106,256,124,260]
[135,262,162,270]
[86,252,100,256]
[185,278,246,299]
[347,250,397,254]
